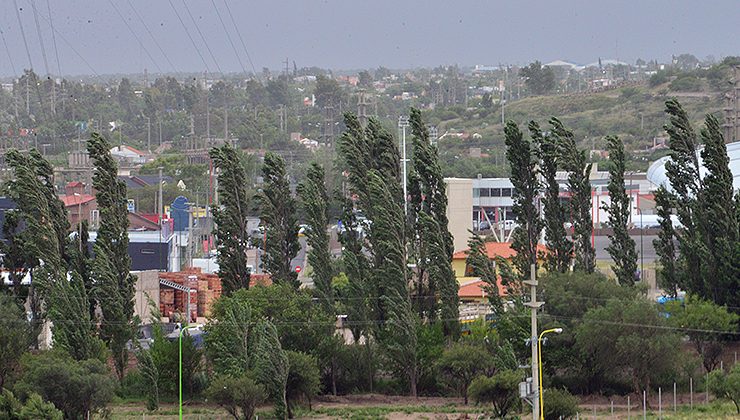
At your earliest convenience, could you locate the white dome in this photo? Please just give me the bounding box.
[646,141,740,192]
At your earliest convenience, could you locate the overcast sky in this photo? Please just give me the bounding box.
[0,0,737,77]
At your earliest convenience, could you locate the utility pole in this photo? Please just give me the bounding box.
[224,106,229,145]
[206,92,211,141]
[398,116,409,215]
[145,116,151,152]
[523,263,543,420]
[158,119,162,147]
[158,167,164,269]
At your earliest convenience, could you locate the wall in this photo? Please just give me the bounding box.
[445,177,474,253]
[133,270,161,324]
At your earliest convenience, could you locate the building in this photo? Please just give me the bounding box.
[110,145,147,164]
[451,241,549,279]
[647,140,740,191]
[60,182,97,229]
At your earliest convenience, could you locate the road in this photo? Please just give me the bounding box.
[594,233,658,262]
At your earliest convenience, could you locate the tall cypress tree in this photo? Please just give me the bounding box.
[87,132,136,380]
[653,186,679,296]
[254,320,289,420]
[530,121,571,272]
[504,120,542,280]
[602,136,638,286]
[551,118,595,273]
[209,144,252,294]
[465,233,503,314]
[696,114,738,307]
[408,108,458,336]
[259,152,299,288]
[297,163,334,306]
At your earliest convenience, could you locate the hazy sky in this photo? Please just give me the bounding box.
[0,0,737,77]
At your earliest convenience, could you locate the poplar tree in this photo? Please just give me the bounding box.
[297,163,334,307]
[504,120,542,280]
[259,152,300,288]
[530,122,571,272]
[551,118,595,273]
[466,233,503,314]
[254,320,289,419]
[408,108,458,336]
[210,144,252,294]
[87,132,137,380]
[653,186,679,296]
[602,136,638,286]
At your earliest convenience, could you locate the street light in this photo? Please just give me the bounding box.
[179,321,193,420]
[398,115,409,215]
[538,327,563,420]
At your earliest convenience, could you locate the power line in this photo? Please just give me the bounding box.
[125,0,179,76]
[222,0,258,79]
[12,0,34,71]
[210,0,246,75]
[34,9,100,79]
[181,0,223,75]
[28,0,50,76]
[167,0,211,74]
[0,29,18,77]
[107,0,163,74]
[44,0,62,77]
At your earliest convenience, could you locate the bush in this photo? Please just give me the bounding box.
[708,365,740,414]
[543,388,579,420]
[285,350,321,416]
[669,75,702,92]
[0,389,63,420]
[469,370,521,418]
[206,373,265,420]
[118,370,148,399]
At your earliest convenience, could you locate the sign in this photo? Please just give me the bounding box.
[295,266,302,273]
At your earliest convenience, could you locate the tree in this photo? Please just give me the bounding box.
[520,61,556,95]
[297,163,334,306]
[259,152,300,288]
[708,365,740,414]
[14,352,116,420]
[551,118,594,273]
[87,132,137,380]
[206,374,266,420]
[210,144,252,294]
[204,291,253,376]
[314,74,343,108]
[0,210,34,298]
[285,351,320,417]
[542,388,579,420]
[468,370,521,418]
[408,108,459,336]
[0,295,33,389]
[465,233,503,313]
[653,186,679,296]
[437,343,495,404]
[0,389,63,420]
[531,121,571,272]
[665,296,739,372]
[254,320,289,419]
[504,120,542,280]
[602,135,638,286]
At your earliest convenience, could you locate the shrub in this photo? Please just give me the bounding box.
[708,365,740,414]
[206,373,266,420]
[543,388,579,420]
[469,370,521,418]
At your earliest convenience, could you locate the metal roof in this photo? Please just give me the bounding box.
[646,140,740,191]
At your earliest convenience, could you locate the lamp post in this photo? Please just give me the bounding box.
[538,327,563,420]
[179,322,192,420]
[398,116,409,215]
[635,206,644,279]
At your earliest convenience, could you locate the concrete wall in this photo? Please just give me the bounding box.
[445,178,474,253]
[133,270,161,324]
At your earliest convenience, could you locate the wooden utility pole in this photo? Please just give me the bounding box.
[523,263,543,419]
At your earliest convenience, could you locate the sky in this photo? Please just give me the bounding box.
[0,0,737,78]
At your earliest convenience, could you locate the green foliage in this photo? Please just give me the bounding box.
[504,120,542,280]
[670,75,703,92]
[0,389,63,420]
[0,295,32,389]
[210,144,253,294]
[653,186,679,296]
[531,121,571,273]
[297,162,334,307]
[551,117,594,273]
[148,328,203,398]
[602,135,638,286]
[204,292,252,376]
[465,233,503,313]
[437,343,495,404]
[708,365,740,414]
[259,152,300,288]
[520,61,556,95]
[87,132,137,380]
[206,373,266,420]
[285,351,321,416]
[254,320,289,419]
[665,296,738,372]
[468,370,521,418]
[14,352,116,420]
[542,388,579,420]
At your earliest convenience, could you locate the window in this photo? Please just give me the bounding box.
[473,188,480,198]
[479,188,490,197]
[501,188,512,197]
[491,188,501,197]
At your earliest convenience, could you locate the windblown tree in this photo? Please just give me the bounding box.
[210,144,252,294]
[259,152,299,288]
[504,120,542,281]
[602,136,638,286]
[408,108,459,336]
[465,233,503,314]
[0,210,34,298]
[87,132,137,380]
[530,121,571,272]
[653,187,679,296]
[297,163,334,307]
[254,320,289,420]
[551,118,595,273]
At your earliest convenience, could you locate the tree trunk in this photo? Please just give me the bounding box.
[409,370,418,398]
[331,357,337,396]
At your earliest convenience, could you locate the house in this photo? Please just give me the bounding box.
[458,279,505,304]
[119,175,173,190]
[60,182,97,229]
[110,145,147,164]
[451,241,549,278]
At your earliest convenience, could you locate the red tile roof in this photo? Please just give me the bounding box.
[458,278,506,298]
[60,194,95,207]
[453,242,548,260]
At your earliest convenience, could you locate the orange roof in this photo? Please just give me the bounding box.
[60,194,95,207]
[458,278,506,298]
[453,242,548,260]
